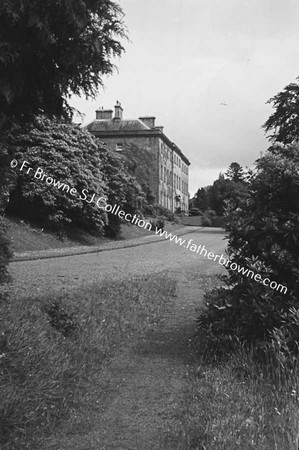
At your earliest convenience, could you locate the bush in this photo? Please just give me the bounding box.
[0,216,12,287]
[150,217,165,232]
[4,117,146,238]
[98,144,146,237]
[5,116,108,235]
[197,144,299,355]
[150,204,178,222]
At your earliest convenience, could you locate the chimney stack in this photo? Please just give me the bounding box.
[139,116,156,128]
[95,108,113,120]
[155,126,164,133]
[114,100,123,120]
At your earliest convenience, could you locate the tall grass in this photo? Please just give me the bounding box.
[162,312,299,449]
[0,273,176,449]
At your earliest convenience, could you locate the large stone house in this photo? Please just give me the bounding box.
[86,101,190,213]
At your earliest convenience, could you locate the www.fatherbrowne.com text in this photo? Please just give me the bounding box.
[10,159,288,294]
[154,227,287,294]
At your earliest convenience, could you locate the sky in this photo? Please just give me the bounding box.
[70,0,299,196]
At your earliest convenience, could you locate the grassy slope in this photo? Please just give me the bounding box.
[5,216,180,253]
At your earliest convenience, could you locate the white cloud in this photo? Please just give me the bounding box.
[71,0,299,188]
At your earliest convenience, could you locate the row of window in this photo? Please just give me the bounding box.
[182,180,188,195]
[173,154,188,175]
[160,165,188,193]
[161,143,188,174]
[181,161,188,175]
[115,142,188,177]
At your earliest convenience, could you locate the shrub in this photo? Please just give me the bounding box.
[0,216,12,287]
[150,204,178,222]
[98,144,146,237]
[150,217,165,232]
[197,144,299,355]
[4,117,146,238]
[5,116,108,235]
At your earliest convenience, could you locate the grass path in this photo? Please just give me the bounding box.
[43,269,211,450]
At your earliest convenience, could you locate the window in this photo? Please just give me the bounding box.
[161,164,163,180]
[116,143,123,151]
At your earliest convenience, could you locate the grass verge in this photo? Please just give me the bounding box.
[162,274,299,450]
[0,273,176,449]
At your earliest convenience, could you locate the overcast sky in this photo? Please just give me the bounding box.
[70,0,299,196]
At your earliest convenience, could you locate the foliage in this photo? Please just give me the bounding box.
[198,145,299,351]
[193,187,209,212]
[6,116,108,235]
[150,217,165,232]
[208,172,248,215]
[5,117,147,238]
[97,143,146,237]
[225,161,245,183]
[0,128,15,285]
[263,78,299,144]
[0,217,12,286]
[192,162,248,216]
[0,0,126,126]
[0,0,127,281]
[201,209,217,227]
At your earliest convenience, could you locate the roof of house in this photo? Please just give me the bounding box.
[87,119,150,132]
[86,119,190,166]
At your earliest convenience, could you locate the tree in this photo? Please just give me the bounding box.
[208,173,247,215]
[263,78,299,144]
[194,187,209,212]
[199,144,299,347]
[225,162,245,183]
[98,144,146,237]
[0,0,127,283]
[0,0,126,126]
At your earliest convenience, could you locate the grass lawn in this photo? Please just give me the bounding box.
[2,269,295,449]
[0,273,176,449]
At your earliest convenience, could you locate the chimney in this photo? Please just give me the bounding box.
[95,108,113,120]
[155,126,164,133]
[139,116,156,128]
[114,100,123,120]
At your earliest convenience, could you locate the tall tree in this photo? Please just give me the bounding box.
[263,78,299,144]
[0,0,126,126]
[0,0,127,282]
[225,162,245,183]
[194,187,209,212]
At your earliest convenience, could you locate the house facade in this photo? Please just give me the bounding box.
[86,101,190,213]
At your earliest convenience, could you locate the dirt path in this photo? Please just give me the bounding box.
[45,267,216,450]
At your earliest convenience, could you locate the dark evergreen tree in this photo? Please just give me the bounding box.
[263,78,299,144]
[0,0,126,126]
